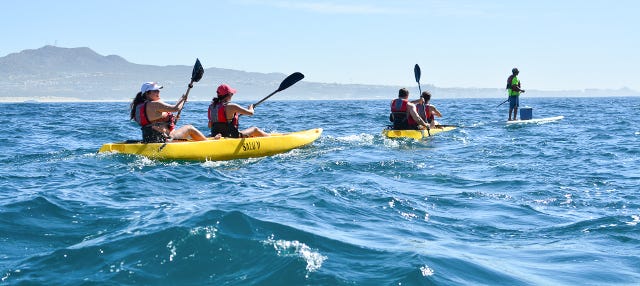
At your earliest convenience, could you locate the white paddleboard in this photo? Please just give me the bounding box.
[506,115,564,125]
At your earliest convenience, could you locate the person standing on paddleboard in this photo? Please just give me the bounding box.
[208,84,269,138]
[389,88,430,130]
[507,68,526,121]
[130,82,207,143]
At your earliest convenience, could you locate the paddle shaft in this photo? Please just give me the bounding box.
[158,59,204,152]
[174,58,204,126]
[253,72,305,108]
[174,80,195,124]
[414,64,430,136]
[253,90,278,108]
[497,98,509,107]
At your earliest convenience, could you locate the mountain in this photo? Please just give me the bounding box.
[0,46,298,101]
[0,46,638,102]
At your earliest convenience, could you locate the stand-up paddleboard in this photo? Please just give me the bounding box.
[506,116,564,125]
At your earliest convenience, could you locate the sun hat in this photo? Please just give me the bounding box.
[140,82,163,94]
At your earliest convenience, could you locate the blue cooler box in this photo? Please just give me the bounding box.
[520,107,533,120]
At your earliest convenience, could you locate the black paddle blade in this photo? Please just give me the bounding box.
[414,64,421,83]
[192,58,204,82]
[277,72,304,92]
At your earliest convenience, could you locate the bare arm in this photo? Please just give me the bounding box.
[226,103,255,117]
[152,96,186,113]
[430,105,442,117]
[408,103,428,128]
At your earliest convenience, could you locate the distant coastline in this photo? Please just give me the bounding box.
[1,46,639,102]
[2,94,639,104]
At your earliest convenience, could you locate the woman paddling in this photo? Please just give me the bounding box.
[414,91,443,129]
[208,84,269,138]
[130,82,207,143]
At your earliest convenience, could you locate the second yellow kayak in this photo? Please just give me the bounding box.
[382,125,456,140]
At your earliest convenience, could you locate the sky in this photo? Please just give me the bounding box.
[1,0,638,91]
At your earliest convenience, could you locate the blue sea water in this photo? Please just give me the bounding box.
[1,96,639,285]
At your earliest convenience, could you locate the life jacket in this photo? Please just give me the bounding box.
[134,101,175,143]
[134,102,151,127]
[208,102,240,137]
[507,75,521,96]
[389,99,417,129]
[506,75,514,89]
[417,103,434,123]
[134,101,175,130]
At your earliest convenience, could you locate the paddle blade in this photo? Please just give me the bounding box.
[277,72,305,92]
[192,58,204,82]
[414,64,421,83]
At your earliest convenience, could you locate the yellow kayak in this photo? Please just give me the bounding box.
[382,125,456,140]
[99,128,322,161]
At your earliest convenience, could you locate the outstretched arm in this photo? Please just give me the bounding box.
[227,103,255,116]
[430,105,442,117]
[408,104,429,128]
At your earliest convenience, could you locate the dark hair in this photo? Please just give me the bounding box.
[130,92,146,120]
[398,88,409,98]
[212,92,233,106]
[421,91,432,102]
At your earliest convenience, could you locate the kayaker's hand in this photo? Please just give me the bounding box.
[248,104,255,111]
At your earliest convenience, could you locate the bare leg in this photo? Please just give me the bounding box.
[171,125,207,141]
[240,126,269,137]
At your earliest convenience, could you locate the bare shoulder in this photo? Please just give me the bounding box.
[225,102,242,110]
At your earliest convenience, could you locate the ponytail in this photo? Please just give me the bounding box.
[130,92,146,120]
[212,93,230,106]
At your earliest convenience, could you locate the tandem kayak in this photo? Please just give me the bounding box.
[98,128,322,161]
[382,125,457,140]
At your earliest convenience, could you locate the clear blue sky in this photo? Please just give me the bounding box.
[1,0,638,91]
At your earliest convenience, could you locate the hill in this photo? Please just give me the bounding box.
[0,46,638,102]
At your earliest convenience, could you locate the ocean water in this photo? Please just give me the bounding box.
[1,96,639,285]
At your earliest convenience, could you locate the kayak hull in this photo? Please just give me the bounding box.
[98,128,322,161]
[382,125,457,140]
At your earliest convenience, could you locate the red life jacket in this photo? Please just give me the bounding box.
[208,102,238,129]
[390,99,417,126]
[134,102,175,131]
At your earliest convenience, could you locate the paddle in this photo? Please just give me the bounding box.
[253,72,305,108]
[497,98,509,107]
[158,59,204,151]
[414,64,430,136]
[414,64,422,95]
[174,58,205,125]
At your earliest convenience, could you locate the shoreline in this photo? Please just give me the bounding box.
[1,95,639,103]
